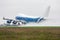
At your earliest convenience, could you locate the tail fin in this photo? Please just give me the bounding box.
[44,6,51,18]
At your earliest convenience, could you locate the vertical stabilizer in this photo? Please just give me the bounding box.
[44,6,51,18]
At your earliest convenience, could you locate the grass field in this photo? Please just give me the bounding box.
[0,27,60,40]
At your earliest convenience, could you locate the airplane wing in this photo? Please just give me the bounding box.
[3,17,21,22]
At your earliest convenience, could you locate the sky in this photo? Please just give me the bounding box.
[0,0,60,26]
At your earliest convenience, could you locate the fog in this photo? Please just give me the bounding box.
[0,0,60,26]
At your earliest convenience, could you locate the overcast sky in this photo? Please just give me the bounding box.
[0,0,60,25]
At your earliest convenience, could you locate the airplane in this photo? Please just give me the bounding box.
[3,6,51,26]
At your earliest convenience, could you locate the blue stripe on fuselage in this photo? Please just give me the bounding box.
[15,16,39,23]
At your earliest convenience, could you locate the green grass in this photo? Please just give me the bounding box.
[0,27,60,40]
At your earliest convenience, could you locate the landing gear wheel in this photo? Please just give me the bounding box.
[22,22,26,24]
[16,22,22,25]
[13,21,17,24]
[18,22,21,25]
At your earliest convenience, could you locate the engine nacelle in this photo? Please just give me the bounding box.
[7,20,12,24]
